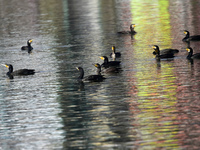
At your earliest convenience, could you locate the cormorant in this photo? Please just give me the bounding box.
[117,24,136,35]
[153,46,174,59]
[100,56,121,68]
[152,45,179,55]
[21,39,33,52]
[76,65,105,82]
[2,64,35,78]
[182,30,200,42]
[186,47,200,59]
[110,46,121,59]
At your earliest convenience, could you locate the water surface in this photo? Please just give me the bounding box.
[1,0,200,149]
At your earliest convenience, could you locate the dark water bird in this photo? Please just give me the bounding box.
[117,24,136,35]
[95,62,121,74]
[186,47,200,59]
[110,46,121,59]
[182,30,200,42]
[76,65,105,82]
[152,45,179,56]
[152,46,175,59]
[21,39,33,52]
[100,56,121,68]
[2,64,35,78]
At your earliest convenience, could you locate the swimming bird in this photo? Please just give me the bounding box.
[182,30,200,42]
[152,46,174,59]
[21,39,33,52]
[152,45,179,55]
[117,24,136,35]
[110,46,121,59]
[100,56,121,68]
[186,47,200,59]
[2,64,35,78]
[76,65,105,82]
[95,62,121,74]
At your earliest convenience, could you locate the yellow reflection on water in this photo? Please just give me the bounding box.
[130,0,179,149]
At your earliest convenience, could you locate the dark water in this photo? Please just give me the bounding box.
[1,0,200,149]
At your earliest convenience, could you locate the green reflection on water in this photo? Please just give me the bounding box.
[131,0,179,149]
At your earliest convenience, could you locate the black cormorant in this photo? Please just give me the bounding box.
[182,30,200,42]
[100,56,121,68]
[21,39,33,52]
[94,62,120,74]
[153,46,174,59]
[110,46,121,59]
[117,24,136,35]
[186,47,200,59]
[152,45,179,55]
[76,65,105,82]
[2,64,35,78]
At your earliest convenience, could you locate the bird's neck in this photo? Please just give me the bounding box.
[112,47,116,53]
[130,27,134,33]
[185,32,190,38]
[104,58,109,64]
[6,68,13,78]
[7,74,13,79]
[9,66,13,73]
[96,68,101,75]
[155,49,160,56]
[27,42,31,47]
[78,69,84,79]
[187,51,193,59]
[112,53,116,59]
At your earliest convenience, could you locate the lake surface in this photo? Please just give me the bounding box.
[1,0,200,149]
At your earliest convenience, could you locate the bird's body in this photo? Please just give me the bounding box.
[21,39,33,52]
[110,46,121,59]
[152,45,175,59]
[186,47,200,59]
[9,69,35,76]
[2,64,35,78]
[117,24,136,35]
[102,66,121,74]
[76,66,105,82]
[95,62,121,74]
[152,45,179,56]
[100,56,121,68]
[182,30,200,42]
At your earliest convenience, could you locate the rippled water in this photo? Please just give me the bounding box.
[1,0,200,149]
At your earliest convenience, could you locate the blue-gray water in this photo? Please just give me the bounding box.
[1,0,200,149]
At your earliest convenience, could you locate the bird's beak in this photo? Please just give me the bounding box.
[1,64,8,68]
[133,24,136,27]
[29,39,33,43]
[76,67,79,70]
[100,56,104,60]
[186,48,190,52]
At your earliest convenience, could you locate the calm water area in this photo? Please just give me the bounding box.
[1,0,200,149]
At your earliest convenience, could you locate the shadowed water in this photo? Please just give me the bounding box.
[1,0,200,149]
